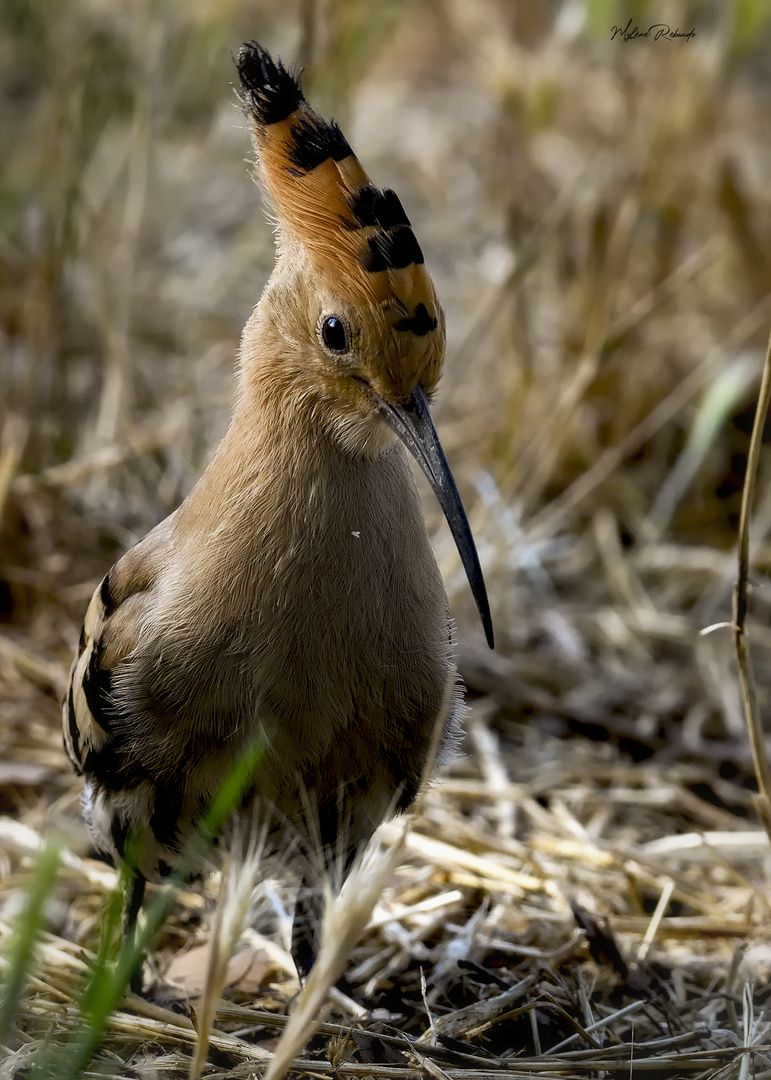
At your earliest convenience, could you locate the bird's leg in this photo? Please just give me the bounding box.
[291,837,360,981]
[123,869,147,994]
[291,876,322,981]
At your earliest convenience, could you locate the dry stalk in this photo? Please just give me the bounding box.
[188,830,267,1080]
[733,326,771,841]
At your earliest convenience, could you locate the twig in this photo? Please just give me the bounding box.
[733,326,771,842]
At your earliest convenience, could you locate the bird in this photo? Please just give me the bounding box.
[63,41,494,984]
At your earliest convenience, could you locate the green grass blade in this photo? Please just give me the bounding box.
[27,737,267,1079]
[0,838,61,1045]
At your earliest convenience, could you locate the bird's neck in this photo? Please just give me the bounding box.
[173,342,397,558]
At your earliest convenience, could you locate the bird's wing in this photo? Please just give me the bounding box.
[63,514,174,777]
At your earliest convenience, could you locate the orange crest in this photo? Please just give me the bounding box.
[237,43,441,346]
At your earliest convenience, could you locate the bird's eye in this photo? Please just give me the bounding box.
[320,315,349,354]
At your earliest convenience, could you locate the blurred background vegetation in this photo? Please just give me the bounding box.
[3,0,771,1069]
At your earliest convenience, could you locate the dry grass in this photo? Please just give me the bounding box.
[3,0,771,1076]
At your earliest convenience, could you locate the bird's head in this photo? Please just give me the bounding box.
[237,43,493,648]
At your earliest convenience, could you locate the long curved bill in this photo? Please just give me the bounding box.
[378,384,494,649]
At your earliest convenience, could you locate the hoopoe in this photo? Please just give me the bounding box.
[63,42,493,981]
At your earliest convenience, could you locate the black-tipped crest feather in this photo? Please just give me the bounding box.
[237,42,303,126]
[350,185,411,229]
[394,303,438,337]
[362,226,424,273]
[288,114,353,172]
